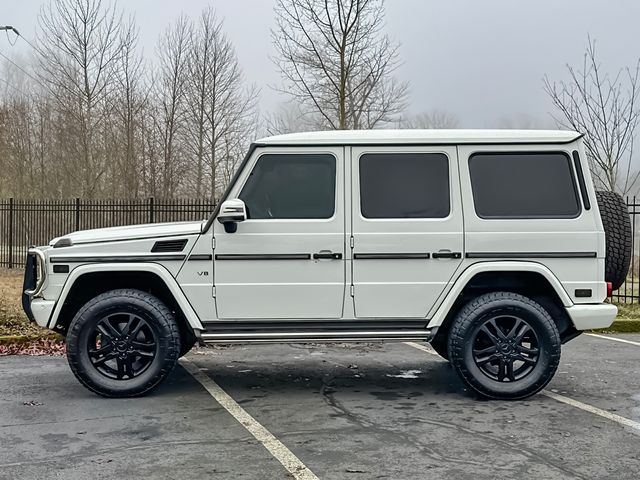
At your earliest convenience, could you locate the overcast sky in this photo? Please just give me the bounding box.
[3,0,640,128]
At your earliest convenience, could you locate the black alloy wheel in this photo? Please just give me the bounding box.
[471,315,540,382]
[88,313,158,380]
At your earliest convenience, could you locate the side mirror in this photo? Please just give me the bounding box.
[217,199,247,233]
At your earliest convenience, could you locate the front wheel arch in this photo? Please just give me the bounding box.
[53,269,199,356]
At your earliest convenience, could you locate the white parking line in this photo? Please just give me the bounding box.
[180,358,319,480]
[403,341,640,433]
[586,333,640,347]
[541,390,640,432]
[404,341,439,356]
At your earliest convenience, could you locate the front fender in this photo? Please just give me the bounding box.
[47,263,204,331]
[426,261,574,328]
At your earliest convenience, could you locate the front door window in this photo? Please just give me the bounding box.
[240,154,336,219]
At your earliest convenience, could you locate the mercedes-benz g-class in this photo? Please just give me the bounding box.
[22,130,631,399]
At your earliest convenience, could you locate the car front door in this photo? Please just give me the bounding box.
[350,146,464,318]
[213,147,346,319]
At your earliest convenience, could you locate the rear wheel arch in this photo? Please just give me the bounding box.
[52,267,200,353]
[429,268,575,359]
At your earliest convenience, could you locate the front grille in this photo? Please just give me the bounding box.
[21,253,37,322]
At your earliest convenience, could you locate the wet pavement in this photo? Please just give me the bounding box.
[1,334,639,479]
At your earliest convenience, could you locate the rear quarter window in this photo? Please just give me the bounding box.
[469,152,580,219]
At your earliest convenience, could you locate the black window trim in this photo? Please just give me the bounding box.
[357,150,453,221]
[203,137,584,233]
[572,150,591,210]
[237,150,340,221]
[468,150,583,220]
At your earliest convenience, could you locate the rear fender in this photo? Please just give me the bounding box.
[427,261,573,328]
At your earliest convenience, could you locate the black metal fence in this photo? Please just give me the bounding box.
[2,196,640,303]
[0,198,215,269]
[610,197,639,304]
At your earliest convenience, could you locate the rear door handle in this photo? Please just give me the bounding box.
[432,251,462,259]
[313,251,343,260]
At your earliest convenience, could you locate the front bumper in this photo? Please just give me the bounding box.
[566,303,618,330]
[28,299,56,328]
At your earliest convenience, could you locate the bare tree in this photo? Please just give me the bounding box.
[152,16,191,197]
[0,53,62,198]
[185,8,258,199]
[36,0,126,197]
[217,111,261,192]
[263,102,322,135]
[400,109,459,129]
[110,17,146,197]
[544,37,640,195]
[273,0,408,130]
[0,2,258,199]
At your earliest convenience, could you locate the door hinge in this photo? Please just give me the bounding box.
[212,286,216,297]
[212,236,216,249]
[350,236,354,248]
[350,284,354,297]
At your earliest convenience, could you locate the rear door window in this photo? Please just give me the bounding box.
[360,153,450,219]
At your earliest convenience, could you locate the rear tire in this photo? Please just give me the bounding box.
[448,292,561,400]
[66,289,181,398]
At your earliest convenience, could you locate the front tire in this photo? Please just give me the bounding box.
[66,289,181,398]
[448,292,561,400]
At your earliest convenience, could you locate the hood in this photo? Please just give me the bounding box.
[49,221,205,246]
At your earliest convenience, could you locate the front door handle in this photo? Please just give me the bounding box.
[313,251,343,260]
[432,250,462,259]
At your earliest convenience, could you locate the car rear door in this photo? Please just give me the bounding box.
[350,146,464,318]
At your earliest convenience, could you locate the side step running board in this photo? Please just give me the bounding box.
[200,329,433,344]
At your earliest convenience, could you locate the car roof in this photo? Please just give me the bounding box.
[255,129,582,146]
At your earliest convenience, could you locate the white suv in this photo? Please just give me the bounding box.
[22,130,631,400]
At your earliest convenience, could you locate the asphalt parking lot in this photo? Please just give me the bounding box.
[1,334,639,480]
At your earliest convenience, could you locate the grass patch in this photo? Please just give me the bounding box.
[590,319,640,334]
[0,269,64,353]
[613,302,640,320]
[0,269,45,337]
